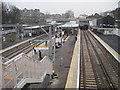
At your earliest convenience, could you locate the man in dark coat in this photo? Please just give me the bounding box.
[39,50,42,60]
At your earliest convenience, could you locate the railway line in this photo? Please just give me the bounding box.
[1,34,48,62]
[80,30,118,89]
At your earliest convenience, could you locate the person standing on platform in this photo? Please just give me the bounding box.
[33,47,36,54]
[45,41,47,46]
[75,34,77,41]
[39,50,42,60]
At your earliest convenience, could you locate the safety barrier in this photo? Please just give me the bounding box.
[0,53,52,89]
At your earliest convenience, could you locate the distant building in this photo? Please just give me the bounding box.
[79,14,88,19]
[97,15,115,28]
[100,11,114,17]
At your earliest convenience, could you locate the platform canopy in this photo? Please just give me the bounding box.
[24,26,40,29]
[58,23,79,28]
[24,24,51,30]
[57,20,79,28]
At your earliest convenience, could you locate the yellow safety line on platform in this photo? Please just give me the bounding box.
[89,30,120,56]
[102,40,120,56]
[65,35,79,88]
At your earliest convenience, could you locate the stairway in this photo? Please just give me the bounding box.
[1,53,52,89]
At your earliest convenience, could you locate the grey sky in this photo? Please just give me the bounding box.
[3,0,120,17]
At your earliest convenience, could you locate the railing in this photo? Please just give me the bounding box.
[97,28,118,35]
[1,53,52,89]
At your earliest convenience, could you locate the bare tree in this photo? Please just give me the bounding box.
[2,2,21,24]
[64,10,74,19]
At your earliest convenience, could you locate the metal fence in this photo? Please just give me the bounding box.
[97,28,118,35]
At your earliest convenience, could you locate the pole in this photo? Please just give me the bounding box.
[61,25,62,45]
[15,24,18,41]
[0,56,3,89]
[29,26,33,55]
[53,25,56,62]
[48,26,53,60]
[52,25,56,76]
[21,25,24,40]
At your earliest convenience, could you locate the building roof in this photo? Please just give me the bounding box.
[24,24,51,29]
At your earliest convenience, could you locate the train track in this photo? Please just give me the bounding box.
[80,30,97,89]
[1,34,48,62]
[80,30,118,89]
[87,31,119,89]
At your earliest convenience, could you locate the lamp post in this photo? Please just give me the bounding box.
[53,25,56,61]
[0,56,2,89]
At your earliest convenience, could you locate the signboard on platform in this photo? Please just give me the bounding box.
[34,46,49,50]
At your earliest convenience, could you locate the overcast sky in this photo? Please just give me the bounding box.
[3,0,120,17]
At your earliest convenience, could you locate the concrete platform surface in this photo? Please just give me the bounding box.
[94,33,120,54]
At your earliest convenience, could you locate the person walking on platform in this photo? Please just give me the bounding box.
[39,50,42,60]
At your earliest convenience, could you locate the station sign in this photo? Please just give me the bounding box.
[34,46,49,50]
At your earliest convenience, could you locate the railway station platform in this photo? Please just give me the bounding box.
[94,32,120,54]
[89,30,120,63]
[65,29,80,88]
